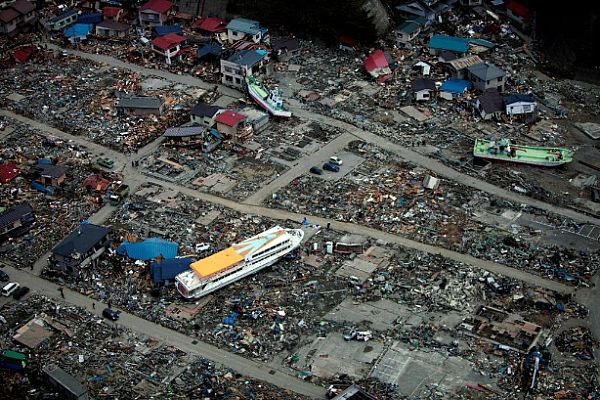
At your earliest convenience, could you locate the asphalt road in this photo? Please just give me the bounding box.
[244,132,357,205]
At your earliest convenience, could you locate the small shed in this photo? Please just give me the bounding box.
[439,79,472,100]
[411,78,436,101]
[473,88,504,120]
[190,103,222,127]
[215,110,247,137]
[116,95,164,116]
[504,94,536,116]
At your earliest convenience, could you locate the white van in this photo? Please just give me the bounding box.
[2,282,20,297]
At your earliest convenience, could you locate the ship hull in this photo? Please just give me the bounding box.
[473,154,570,167]
[176,228,303,299]
[247,88,292,118]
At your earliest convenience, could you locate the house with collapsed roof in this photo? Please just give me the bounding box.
[364,50,395,83]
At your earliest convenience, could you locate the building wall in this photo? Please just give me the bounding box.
[139,10,165,27]
[96,27,127,37]
[216,122,237,137]
[190,114,216,127]
[414,89,432,101]
[49,14,77,31]
[221,59,245,88]
[506,102,535,115]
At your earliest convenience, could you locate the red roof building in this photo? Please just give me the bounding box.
[102,6,123,21]
[13,45,34,62]
[192,17,227,33]
[139,0,172,27]
[364,50,393,82]
[151,33,186,64]
[215,110,246,127]
[506,1,533,23]
[0,162,19,184]
[151,33,185,50]
[82,175,110,192]
[140,0,173,13]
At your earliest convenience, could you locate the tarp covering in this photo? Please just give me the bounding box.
[117,237,178,260]
[150,257,194,283]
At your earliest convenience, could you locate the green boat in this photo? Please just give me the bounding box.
[473,138,573,167]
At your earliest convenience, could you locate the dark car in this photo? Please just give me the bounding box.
[592,188,600,203]
[309,166,323,175]
[323,162,340,172]
[0,270,8,282]
[102,308,119,321]
[12,286,29,300]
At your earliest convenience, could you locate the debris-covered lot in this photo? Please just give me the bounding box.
[0,295,309,399]
[267,141,600,286]
[0,118,101,267]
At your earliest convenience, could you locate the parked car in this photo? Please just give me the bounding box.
[309,166,323,175]
[592,188,600,203]
[97,157,114,169]
[102,308,119,321]
[323,162,340,172]
[12,286,29,300]
[329,156,343,166]
[0,270,9,282]
[195,242,210,252]
[1,282,20,297]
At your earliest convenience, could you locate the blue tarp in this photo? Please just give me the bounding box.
[196,43,222,58]
[77,12,102,24]
[154,25,182,36]
[440,79,472,93]
[31,181,54,195]
[150,257,194,284]
[117,238,178,260]
[428,35,470,53]
[64,23,93,38]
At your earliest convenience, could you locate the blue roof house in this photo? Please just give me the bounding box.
[428,35,470,55]
[439,79,473,100]
[64,23,93,42]
[226,18,269,44]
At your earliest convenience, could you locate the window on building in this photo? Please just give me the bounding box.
[235,77,241,85]
[498,76,503,82]
[225,75,233,82]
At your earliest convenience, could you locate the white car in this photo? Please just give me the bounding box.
[195,243,210,252]
[329,156,343,166]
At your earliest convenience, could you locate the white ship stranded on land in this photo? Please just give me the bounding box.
[175,226,304,299]
[245,76,292,118]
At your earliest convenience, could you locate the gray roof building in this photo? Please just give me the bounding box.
[467,62,505,81]
[226,50,265,67]
[116,95,164,109]
[52,224,110,259]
